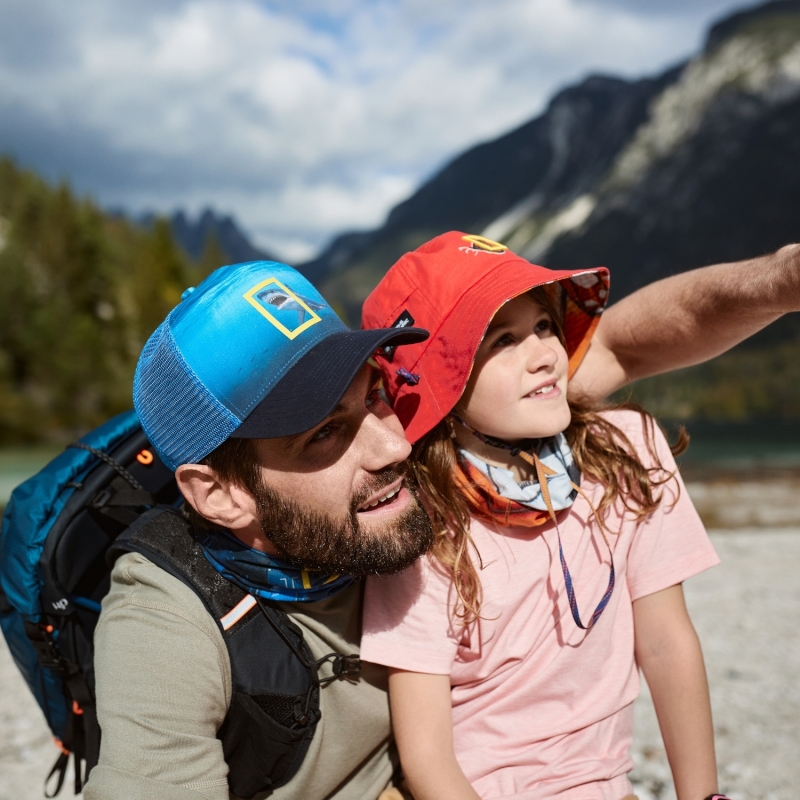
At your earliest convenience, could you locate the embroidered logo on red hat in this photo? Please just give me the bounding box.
[459,234,508,254]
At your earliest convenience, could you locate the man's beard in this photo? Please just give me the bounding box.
[252,467,434,577]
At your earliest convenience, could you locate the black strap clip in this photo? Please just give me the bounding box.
[24,622,67,672]
[316,652,361,685]
[44,750,70,798]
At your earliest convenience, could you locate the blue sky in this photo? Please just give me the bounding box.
[0,0,751,260]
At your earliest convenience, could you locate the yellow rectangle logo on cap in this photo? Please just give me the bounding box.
[243,278,323,340]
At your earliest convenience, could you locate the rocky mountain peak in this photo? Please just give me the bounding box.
[704,0,800,53]
[301,0,800,337]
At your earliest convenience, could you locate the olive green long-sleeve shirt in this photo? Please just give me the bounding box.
[84,553,395,800]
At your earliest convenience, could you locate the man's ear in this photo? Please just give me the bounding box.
[175,464,258,531]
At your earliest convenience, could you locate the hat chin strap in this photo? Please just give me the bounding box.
[449,411,545,457]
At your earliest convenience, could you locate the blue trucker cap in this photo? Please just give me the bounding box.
[133,260,428,470]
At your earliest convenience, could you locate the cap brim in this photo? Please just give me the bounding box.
[232,327,429,439]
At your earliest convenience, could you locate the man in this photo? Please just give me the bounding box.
[85,240,800,800]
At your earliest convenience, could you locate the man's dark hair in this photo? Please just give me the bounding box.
[184,437,261,528]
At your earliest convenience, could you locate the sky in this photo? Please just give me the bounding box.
[0,0,752,261]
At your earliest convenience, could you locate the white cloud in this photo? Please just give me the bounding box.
[0,0,746,259]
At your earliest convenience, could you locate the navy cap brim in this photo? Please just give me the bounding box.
[231,327,429,439]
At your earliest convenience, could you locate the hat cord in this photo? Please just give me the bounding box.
[448,412,615,631]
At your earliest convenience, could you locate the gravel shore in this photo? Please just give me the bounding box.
[630,529,800,800]
[2,529,799,799]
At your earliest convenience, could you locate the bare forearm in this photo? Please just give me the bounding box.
[634,587,717,800]
[401,748,481,800]
[605,244,800,378]
[641,630,716,800]
[388,670,480,800]
[571,243,800,400]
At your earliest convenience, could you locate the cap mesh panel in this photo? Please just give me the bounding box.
[133,320,239,470]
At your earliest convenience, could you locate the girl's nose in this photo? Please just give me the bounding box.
[524,334,558,371]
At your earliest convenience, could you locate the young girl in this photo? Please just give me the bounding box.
[359,232,724,800]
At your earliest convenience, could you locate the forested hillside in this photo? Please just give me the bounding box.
[0,158,223,443]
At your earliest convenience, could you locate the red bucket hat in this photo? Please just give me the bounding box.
[361,231,610,443]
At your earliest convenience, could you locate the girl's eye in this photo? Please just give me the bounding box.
[535,319,553,334]
[492,333,514,348]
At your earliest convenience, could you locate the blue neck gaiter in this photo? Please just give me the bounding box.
[193,525,355,603]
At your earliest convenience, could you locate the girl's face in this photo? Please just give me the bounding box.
[458,293,571,443]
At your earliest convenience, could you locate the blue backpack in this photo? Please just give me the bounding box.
[0,410,181,795]
[0,412,347,800]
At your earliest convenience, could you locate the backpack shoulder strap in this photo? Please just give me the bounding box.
[108,507,246,619]
[107,507,323,799]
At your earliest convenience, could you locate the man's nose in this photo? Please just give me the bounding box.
[358,410,412,471]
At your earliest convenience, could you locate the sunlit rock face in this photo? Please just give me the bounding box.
[303,70,675,323]
[305,1,800,346]
[543,6,800,319]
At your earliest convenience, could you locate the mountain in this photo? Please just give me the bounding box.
[299,70,681,320]
[301,0,800,339]
[169,209,275,264]
[541,1,800,313]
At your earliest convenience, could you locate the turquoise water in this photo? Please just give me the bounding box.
[0,447,62,506]
[0,419,798,506]
[673,419,800,471]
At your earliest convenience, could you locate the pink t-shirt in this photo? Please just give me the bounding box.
[361,410,719,800]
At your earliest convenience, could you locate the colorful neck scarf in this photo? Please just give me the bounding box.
[193,525,354,603]
[456,433,579,527]
[452,420,615,630]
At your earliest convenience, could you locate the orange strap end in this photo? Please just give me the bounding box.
[53,737,71,756]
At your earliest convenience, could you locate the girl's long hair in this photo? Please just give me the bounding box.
[408,286,687,623]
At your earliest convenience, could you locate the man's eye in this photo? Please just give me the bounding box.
[310,424,333,442]
[366,387,382,407]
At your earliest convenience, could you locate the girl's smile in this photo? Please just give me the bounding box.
[524,377,561,399]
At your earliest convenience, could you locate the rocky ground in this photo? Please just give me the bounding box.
[0,639,82,798]
[629,529,800,800]
[1,526,799,799]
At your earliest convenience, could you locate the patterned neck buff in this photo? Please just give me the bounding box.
[453,432,580,528]
[194,525,354,603]
[451,419,615,631]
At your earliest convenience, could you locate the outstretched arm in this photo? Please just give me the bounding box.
[388,669,481,800]
[570,243,800,402]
